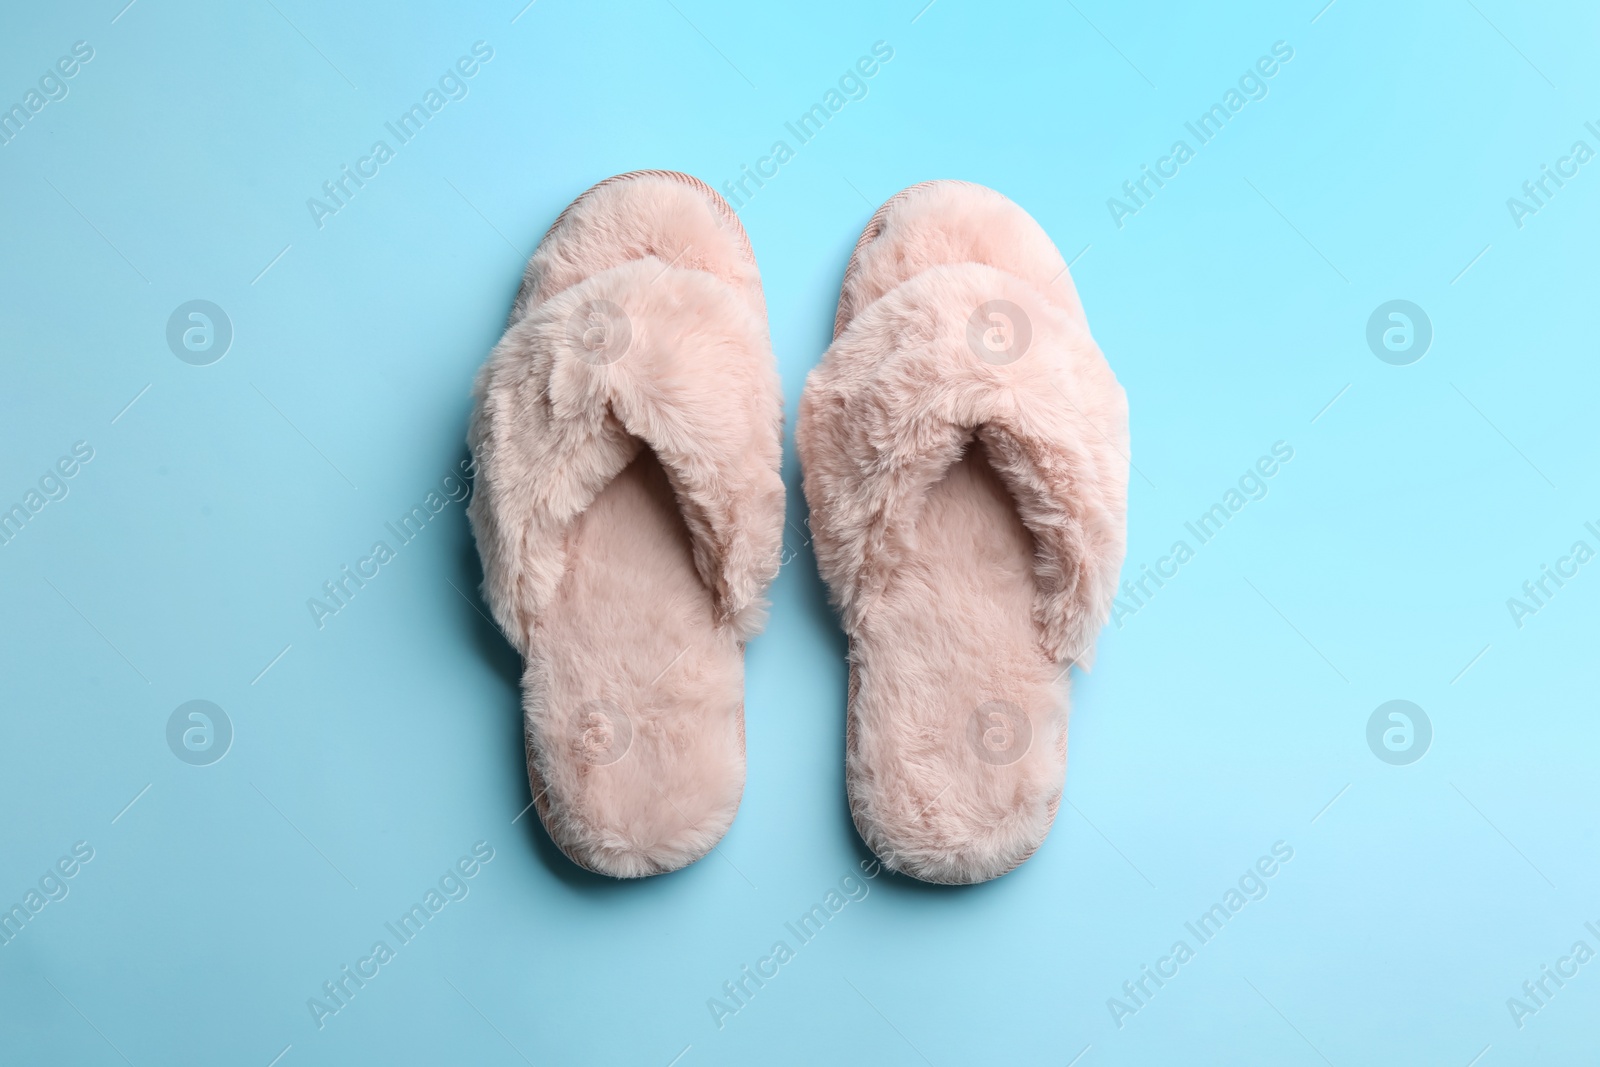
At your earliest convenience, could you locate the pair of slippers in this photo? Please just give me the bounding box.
[467,171,1128,885]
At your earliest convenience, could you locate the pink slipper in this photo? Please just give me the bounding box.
[797,180,1129,884]
[467,171,784,878]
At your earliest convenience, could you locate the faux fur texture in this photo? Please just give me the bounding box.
[797,180,1128,884]
[467,172,783,877]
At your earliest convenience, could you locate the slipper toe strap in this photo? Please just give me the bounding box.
[799,263,1128,667]
[469,259,784,655]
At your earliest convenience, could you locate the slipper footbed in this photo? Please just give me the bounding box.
[847,441,1066,885]
[529,450,745,878]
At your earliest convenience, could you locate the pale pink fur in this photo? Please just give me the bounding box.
[797,181,1129,884]
[468,173,784,877]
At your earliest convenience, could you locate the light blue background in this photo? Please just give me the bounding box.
[2,1,1597,1064]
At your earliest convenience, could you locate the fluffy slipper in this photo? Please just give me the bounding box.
[467,171,784,878]
[797,180,1128,884]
